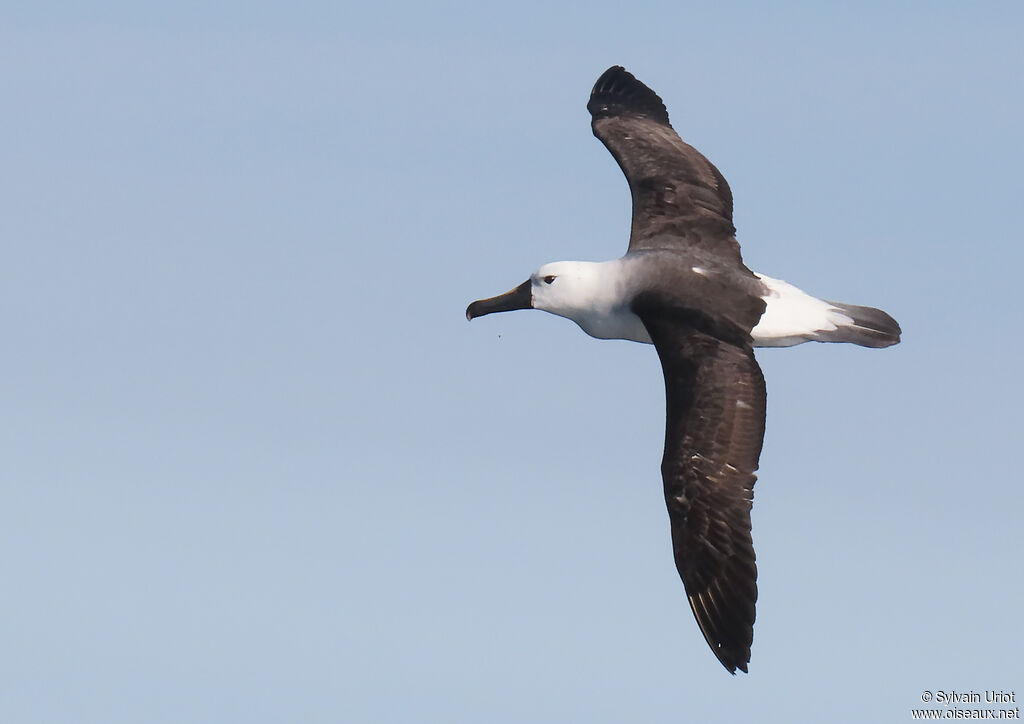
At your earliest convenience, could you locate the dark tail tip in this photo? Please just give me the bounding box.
[827,301,902,348]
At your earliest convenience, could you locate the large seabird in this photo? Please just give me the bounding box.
[466,66,900,674]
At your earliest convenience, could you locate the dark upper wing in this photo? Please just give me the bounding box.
[634,304,766,674]
[588,66,741,262]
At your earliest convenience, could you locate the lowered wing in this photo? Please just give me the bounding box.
[634,302,767,673]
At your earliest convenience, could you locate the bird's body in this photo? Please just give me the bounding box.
[520,258,898,349]
[467,66,900,674]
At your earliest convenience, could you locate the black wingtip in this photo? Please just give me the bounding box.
[714,644,750,675]
[587,65,671,127]
[689,591,753,675]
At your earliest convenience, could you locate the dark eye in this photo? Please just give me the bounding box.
[543,275,557,284]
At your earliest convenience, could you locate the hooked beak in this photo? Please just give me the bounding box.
[466,280,533,320]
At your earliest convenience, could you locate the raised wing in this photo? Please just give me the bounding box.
[588,66,741,262]
[634,304,766,674]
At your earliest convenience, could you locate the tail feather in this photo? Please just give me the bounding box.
[821,301,902,348]
[751,273,902,349]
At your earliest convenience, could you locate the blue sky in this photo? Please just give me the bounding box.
[2,3,1022,722]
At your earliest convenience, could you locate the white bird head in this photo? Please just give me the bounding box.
[466,261,615,322]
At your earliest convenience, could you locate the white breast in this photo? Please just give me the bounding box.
[571,306,653,343]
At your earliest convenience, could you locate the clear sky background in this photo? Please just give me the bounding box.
[2,2,1022,722]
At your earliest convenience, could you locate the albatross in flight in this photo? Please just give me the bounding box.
[466,66,900,674]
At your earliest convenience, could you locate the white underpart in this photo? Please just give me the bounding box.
[749,273,854,347]
[530,261,854,348]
